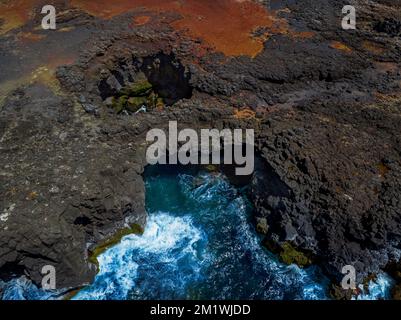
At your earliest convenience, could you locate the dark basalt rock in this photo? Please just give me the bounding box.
[374,18,401,37]
[0,0,401,295]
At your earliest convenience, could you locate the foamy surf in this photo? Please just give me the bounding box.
[0,170,394,301]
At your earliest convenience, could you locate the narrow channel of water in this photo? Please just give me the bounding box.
[0,167,394,300]
[74,166,329,300]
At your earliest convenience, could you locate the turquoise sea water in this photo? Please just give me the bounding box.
[0,167,394,300]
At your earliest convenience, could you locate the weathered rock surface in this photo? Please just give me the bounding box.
[0,0,400,294]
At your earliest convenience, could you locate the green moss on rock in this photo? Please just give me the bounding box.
[112,95,128,113]
[329,284,356,300]
[65,224,143,300]
[88,223,144,270]
[262,239,314,268]
[279,242,312,267]
[63,288,83,300]
[126,96,148,112]
[255,217,269,235]
[120,80,153,97]
[156,97,164,108]
[109,79,164,113]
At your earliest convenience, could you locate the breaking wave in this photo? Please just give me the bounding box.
[0,169,394,300]
[74,171,329,300]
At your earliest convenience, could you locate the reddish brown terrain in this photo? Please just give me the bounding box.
[0,0,400,299]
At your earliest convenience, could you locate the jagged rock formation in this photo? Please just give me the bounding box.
[0,0,400,295]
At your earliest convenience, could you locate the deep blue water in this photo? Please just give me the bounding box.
[0,167,394,300]
[74,168,329,300]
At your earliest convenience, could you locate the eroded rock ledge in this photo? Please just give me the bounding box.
[0,0,400,296]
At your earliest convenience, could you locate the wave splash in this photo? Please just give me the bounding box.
[0,171,395,300]
[74,212,208,300]
[74,172,329,300]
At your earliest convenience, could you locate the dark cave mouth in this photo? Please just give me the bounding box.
[98,52,193,114]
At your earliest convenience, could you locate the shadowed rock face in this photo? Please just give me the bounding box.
[141,53,193,105]
[0,0,401,295]
[97,52,193,106]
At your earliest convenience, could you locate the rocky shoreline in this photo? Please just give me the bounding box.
[0,0,401,298]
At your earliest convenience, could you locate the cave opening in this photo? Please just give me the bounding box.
[98,52,192,114]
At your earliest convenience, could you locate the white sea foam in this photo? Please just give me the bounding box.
[356,273,395,300]
[73,212,208,300]
[1,172,396,301]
